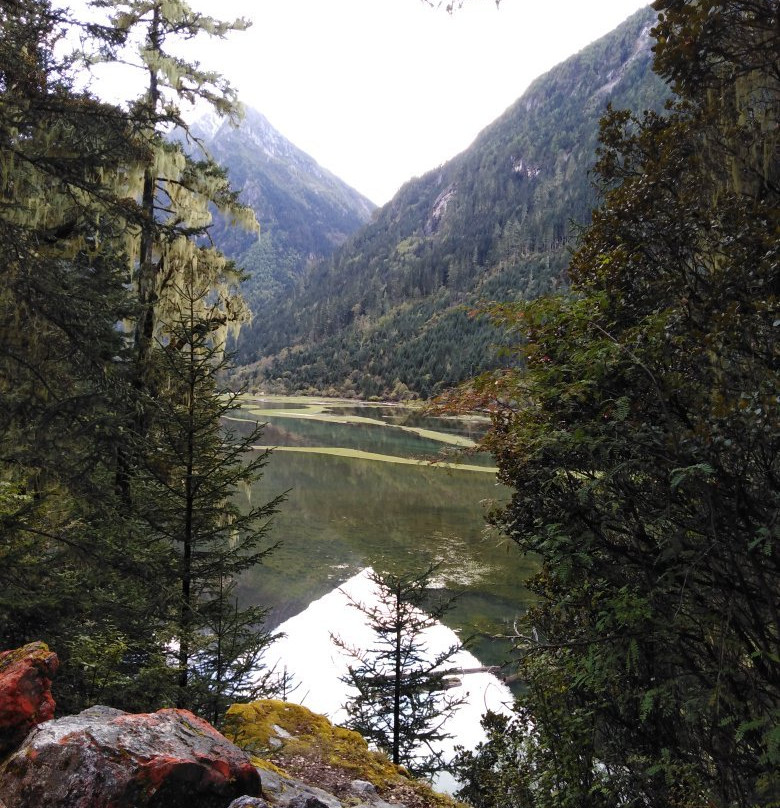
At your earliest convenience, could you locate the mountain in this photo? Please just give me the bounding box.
[193,108,376,315]
[234,6,669,400]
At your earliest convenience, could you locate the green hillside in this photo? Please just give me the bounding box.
[235,5,668,399]
[195,107,376,315]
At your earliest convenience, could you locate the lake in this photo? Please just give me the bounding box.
[231,395,535,669]
[263,566,516,791]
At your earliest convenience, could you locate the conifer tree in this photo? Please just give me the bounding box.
[1,0,281,718]
[0,0,177,711]
[334,566,465,778]
[134,275,283,718]
[86,0,257,381]
[78,0,282,718]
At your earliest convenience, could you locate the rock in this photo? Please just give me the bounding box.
[0,641,58,757]
[350,780,377,798]
[228,798,272,808]
[0,705,262,808]
[257,767,342,808]
[350,780,401,808]
[272,723,293,738]
[287,797,332,808]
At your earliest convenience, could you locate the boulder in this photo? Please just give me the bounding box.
[249,765,405,808]
[350,781,378,799]
[0,705,262,808]
[0,641,58,756]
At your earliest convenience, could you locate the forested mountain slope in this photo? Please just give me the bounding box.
[235,5,668,399]
[194,107,376,315]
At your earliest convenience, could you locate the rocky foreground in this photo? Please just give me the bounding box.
[0,643,459,808]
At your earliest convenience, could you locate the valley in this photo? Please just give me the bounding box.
[228,6,668,400]
[3,1,776,803]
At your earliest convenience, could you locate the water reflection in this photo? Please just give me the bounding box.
[236,397,532,669]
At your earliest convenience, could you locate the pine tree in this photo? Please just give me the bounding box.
[86,0,257,379]
[0,0,177,711]
[1,0,281,718]
[334,566,465,779]
[77,0,283,718]
[133,276,284,718]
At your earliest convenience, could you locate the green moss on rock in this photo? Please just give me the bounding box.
[225,700,400,784]
[225,700,463,808]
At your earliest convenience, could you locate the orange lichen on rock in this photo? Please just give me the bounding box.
[0,705,261,807]
[0,641,59,756]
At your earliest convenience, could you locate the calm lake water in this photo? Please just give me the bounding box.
[232,396,535,668]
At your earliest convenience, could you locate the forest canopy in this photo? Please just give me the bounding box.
[444,1,779,805]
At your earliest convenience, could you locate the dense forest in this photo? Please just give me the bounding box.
[1,1,778,807]
[441,1,780,806]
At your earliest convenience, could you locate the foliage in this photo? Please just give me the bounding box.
[133,278,285,722]
[224,699,463,808]
[0,0,282,718]
[87,0,258,377]
[0,0,177,712]
[441,1,779,805]
[82,0,284,720]
[451,711,540,808]
[333,566,465,779]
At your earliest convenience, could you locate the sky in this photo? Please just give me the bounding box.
[67,0,651,205]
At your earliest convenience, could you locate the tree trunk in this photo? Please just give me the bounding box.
[392,582,402,766]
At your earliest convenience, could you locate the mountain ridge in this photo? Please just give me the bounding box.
[233,6,668,399]
[191,106,376,316]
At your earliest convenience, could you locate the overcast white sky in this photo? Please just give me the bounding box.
[70,0,651,204]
